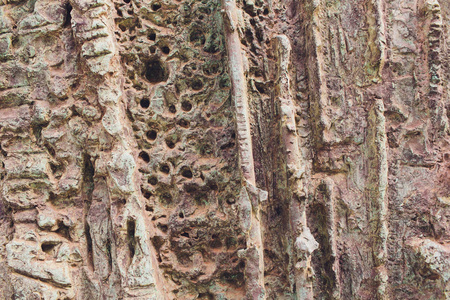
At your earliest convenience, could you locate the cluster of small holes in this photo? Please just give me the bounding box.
[116,0,245,295]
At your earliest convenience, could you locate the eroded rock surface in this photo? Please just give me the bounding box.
[0,0,449,298]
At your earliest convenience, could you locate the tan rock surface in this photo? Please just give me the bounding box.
[0,0,449,298]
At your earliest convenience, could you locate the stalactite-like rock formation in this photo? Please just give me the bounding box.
[0,0,449,298]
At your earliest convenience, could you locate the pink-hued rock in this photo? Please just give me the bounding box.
[0,0,449,298]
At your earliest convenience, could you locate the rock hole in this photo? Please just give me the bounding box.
[146,130,158,140]
[198,292,214,300]
[142,190,152,199]
[220,142,235,150]
[203,61,220,76]
[56,221,71,241]
[207,180,218,191]
[140,98,150,108]
[221,271,244,287]
[63,3,72,28]
[85,222,94,270]
[161,46,170,54]
[157,223,168,232]
[177,119,190,128]
[148,176,158,185]
[124,0,131,3]
[191,77,204,90]
[145,205,154,212]
[151,2,161,11]
[160,164,170,174]
[150,46,156,54]
[210,234,222,248]
[168,104,176,113]
[0,145,7,157]
[41,241,59,254]
[184,183,198,194]
[181,232,190,238]
[165,138,176,149]
[151,235,165,253]
[82,153,95,201]
[226,197,235,204]
[181,101,192,111]
[160,192,172,204]
[145,59,168,83]
[148,32,156,40]
[189,28,205,45]
[44,142,56,157]
[180,166,193,178]
[219,77,230,88]
[127,219,136,260]
[263,8,269,15]
[178,212,184,218]
[255,82,266,94]
[139,151,150,163]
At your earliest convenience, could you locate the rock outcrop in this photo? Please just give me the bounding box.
[0,0,449,298]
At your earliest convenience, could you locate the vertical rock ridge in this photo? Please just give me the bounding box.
[366,98,389,299]
[365,0,387,83]
[221,0,265,298]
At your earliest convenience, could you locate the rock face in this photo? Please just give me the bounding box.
[0,0,449,298]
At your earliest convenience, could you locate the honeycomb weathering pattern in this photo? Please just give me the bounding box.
[0,0,449,298]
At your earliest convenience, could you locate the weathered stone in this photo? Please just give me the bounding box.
[0,0,449,298]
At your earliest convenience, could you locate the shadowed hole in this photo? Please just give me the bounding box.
[165,138,176,149]
[157,223,168,232]
[191,77,204,90]
[151,2,161,10]
[181,101,192,112]
[140,98,150,108]
[177,119,190,128]
[146,130,157,140]
[63,3,72,28]
[148,176,158,185]
[145,59,168,83]
[41,242,59,254]
[160,164,170,174]
[161,46,170,54]
[127,219,136,260]
[180,166,193,178]
[139,151,150,163]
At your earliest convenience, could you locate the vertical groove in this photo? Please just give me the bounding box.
[367,98,389,299]
[306,0,330,147]
[274,35,318,300]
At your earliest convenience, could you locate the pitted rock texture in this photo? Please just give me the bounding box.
[0,0,450,299]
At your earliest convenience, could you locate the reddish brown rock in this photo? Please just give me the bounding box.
[0,0,449,298]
